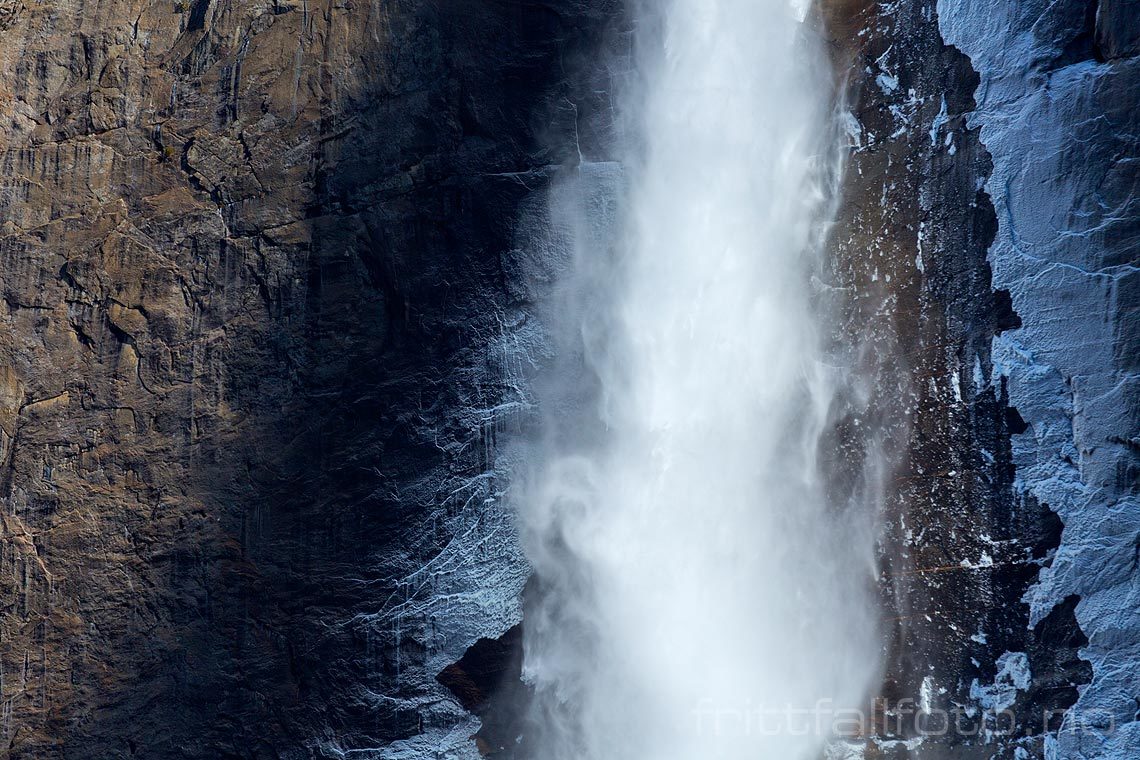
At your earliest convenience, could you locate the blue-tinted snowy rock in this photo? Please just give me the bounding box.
[938,0,1140,756]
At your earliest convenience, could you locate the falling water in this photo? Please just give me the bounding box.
[519,1,881,758]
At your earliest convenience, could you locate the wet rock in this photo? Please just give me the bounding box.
[817,0,1136,756]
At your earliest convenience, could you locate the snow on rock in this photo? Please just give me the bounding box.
[937,0,1140,756]
[970,651,1032,713]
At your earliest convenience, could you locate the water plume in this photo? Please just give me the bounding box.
[517,1,882,757]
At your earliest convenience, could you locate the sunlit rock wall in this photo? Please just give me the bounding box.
[0,0,617,756]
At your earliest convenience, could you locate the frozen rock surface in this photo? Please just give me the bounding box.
[939,0,1140,756]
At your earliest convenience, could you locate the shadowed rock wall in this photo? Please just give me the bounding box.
[824,0,1137,757]
[0,0,616,756]
[0,0,1133,757]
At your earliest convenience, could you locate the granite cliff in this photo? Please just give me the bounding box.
[0,0,616,756]
[825,0,1138,757]
[0,0,1135,758]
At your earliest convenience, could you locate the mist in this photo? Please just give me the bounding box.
[517,1,882,757]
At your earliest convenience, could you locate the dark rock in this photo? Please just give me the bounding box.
[1097,0,1140,60]
[0,0,617,756]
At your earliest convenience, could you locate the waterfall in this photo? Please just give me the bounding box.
[518,1,881,758]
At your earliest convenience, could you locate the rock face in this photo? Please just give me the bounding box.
[0,0,1133,758]
[819,1,1086,756]
[939,1,1140,757]
[822,0,1138,757]
[0,0,616,756]
[1095,0,1140,61]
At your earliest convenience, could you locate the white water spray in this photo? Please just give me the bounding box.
[519,1,880,758]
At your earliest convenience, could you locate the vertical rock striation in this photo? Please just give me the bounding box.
[938,1,1140,757]
[0,0,616,756]
[821,0,1123,756]
[0,0,1132,757]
